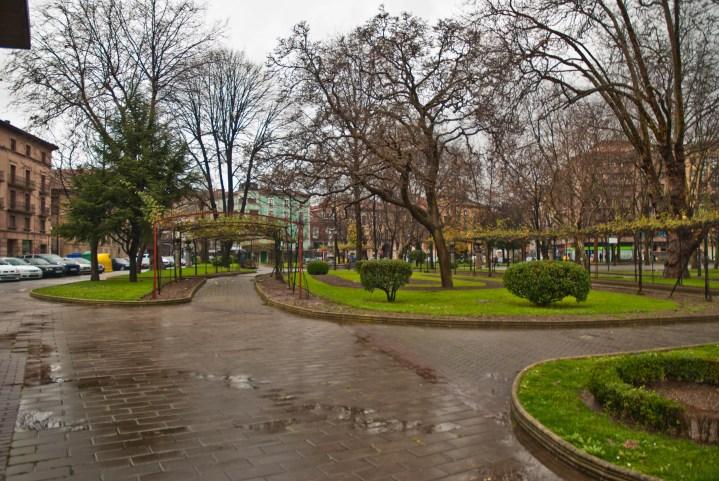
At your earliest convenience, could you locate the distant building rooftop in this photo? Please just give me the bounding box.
[0,120,58,151]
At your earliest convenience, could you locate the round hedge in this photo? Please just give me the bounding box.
[307,260,330,275]
[359,259,413,302]
[504,260,590,306]
[588,353,719,433]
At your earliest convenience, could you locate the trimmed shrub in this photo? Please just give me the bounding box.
[359,260,413,302]
[588,354,719,433]
[354,260,365,273]
[307,260,329,275]
[503,260,590,306]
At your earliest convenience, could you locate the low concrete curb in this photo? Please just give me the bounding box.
[254,275,719,329]
[30,278,207,307]
[507,345,717,481]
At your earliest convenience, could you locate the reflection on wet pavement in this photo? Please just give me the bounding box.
[0,272,718,481]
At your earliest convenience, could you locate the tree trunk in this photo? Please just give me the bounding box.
[127,237,141,282]
[353,186,364,260]
[430,228,453,288]
[89,240,100,282]
[664,228,698,278]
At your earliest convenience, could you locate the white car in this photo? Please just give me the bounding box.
[0,259,21,281]
[0,257,43,279]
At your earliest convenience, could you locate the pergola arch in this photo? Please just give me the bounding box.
[151,211,307,298]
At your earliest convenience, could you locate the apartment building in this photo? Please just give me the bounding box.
[0,120,57,256]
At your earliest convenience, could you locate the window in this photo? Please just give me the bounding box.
[9,215,16,229]
[24,193,30,210]
[40,198,45,214]
[25,145,31,157]
[40,175,46,191]
[24,216,30,231]
[312,227,320,239]
[247,197,257,204]
[41,151,47,163]
[10,138,16,151]
[10,165,16,183]
[268,198,274,206]
[9,190,16,209]
[39,219,45,234]
[25,169,30,184]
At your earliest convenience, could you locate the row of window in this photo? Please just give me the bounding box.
[5,190,48,211]
[5,164,47,190]
[8,138,48,163]
[6,215,45,233]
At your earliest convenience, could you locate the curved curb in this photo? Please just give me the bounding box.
[508,345,717,481]
[254,275,719,329]
[29,278,207,307]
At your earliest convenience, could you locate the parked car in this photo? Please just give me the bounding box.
[0,260,21,281]
[141,254,173,269]
[23,254,81,275]
[112,257,131,271]
[0,257,42,279]
[64,257,104,275]
[23,257,65,277]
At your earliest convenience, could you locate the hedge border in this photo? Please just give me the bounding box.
[254,275,719,329]
[509,344,717,481]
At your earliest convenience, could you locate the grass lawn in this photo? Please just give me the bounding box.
[33,276,155,301]
[517,345,719,481]
[306,273,678,317]
[33,265,256,301]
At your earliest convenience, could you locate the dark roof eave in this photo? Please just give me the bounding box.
[1,120,59,151]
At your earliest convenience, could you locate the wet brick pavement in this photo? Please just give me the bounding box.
[0,272,718,481]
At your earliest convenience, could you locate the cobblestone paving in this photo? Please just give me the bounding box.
[0,273,718,481]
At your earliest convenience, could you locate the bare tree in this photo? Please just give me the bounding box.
[272,11,507,287]
[176,50,274,217]
[4,0,218,279]
[484,0,719,277]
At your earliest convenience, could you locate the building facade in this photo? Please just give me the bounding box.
[233,185,311,263]
[0,120,56,256]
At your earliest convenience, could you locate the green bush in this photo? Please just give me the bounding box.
[359,260,413,302]
[588,354,719,433]
[354,260,365,273]
[503,260,590,306]
[307,260,329,275]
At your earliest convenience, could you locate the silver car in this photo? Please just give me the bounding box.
[0,260,21,281]
[0,257,43,279]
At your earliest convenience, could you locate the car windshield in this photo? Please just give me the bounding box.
[67,257,89,265]
[3,258,29,266]
[0,261,8,265]
[29,258,50,265]
[45,254,66,263]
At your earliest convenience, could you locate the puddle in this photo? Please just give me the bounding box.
[233,418,296,433]
[188,372,259,389]
[225,375,257,389]
[15,410,87,432]
[291,403,460,435]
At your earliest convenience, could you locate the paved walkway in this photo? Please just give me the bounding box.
[1,273,719,481]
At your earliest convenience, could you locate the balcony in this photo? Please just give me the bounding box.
[6,203,35,215]
[7,177,35,190]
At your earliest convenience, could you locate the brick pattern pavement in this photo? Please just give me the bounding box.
[0,273,718,481]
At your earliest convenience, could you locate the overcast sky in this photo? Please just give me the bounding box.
[0,0,464,133]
